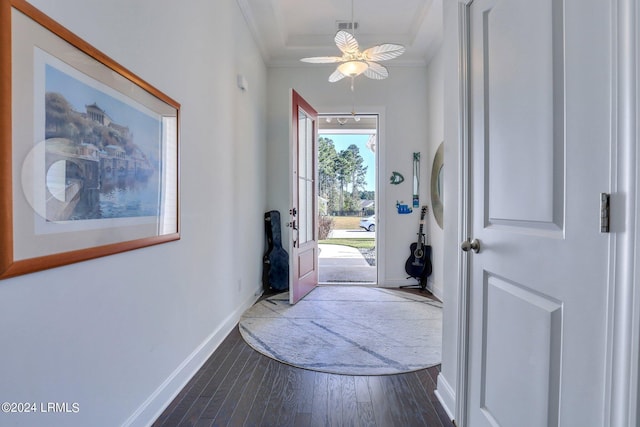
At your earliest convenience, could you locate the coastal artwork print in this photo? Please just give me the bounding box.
[1,1,179,280]
[43,63,162,223]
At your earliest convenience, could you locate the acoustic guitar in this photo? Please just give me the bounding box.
[404,205,432,288]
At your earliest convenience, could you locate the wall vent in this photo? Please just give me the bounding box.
[337,21,359,31]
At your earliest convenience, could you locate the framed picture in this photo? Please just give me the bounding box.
[0,0,180,279]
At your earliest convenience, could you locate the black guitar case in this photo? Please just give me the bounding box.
[262,210,289,292]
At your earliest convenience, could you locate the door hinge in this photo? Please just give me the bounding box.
[600,193,610,233]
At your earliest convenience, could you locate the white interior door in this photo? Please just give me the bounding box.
[464,0,611,425]
[289,89,319,304]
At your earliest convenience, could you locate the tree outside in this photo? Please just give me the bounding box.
[318,136,374,216]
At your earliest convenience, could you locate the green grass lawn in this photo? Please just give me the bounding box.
[319,238,375,250]
[330,216,362,230]
[321,216,374,249]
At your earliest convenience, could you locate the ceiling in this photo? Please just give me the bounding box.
[237,0,444,67]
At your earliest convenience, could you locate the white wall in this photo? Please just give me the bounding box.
[0,1,267,426]
[266,66,431,287]
[425,48,445,298]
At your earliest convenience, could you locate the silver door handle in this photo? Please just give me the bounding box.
[461,238,481,253]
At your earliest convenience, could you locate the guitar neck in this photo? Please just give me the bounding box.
[417,206,429,244]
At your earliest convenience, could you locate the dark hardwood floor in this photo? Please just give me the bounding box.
[153,288,453,427]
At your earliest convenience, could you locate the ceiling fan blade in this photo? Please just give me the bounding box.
[328,68,347,82]
[363,44,406,61]
[300,56,344,63]
[335,30,359,55]
[364,62,389,80]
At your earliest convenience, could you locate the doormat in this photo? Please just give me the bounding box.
[239,286,442,375]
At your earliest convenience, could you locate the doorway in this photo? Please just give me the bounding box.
[317,114,378,285]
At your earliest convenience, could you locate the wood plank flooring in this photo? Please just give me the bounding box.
[153,292,454,426]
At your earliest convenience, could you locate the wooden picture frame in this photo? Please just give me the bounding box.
[0,0,180,279]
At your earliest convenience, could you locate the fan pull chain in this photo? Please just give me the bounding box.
[351,81,357,116]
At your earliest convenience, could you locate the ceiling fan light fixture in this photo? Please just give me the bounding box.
[300,0,405,83]
[337,60,369,77]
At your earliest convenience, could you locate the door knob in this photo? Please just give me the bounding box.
[461,238,481,253]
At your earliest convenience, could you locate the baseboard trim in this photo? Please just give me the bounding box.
[122,288,261,427]
[435,372,456,422]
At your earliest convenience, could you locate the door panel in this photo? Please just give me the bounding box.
[484,0,564,229]
[466,0,610,425]
[480,275,562,426]
[298,249,315,278]
[290,90,318,304]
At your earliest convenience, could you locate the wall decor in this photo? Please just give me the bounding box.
[396,201,413,214]
[0,0,180,279]
[412,152,420,208]
[389,171,404,185]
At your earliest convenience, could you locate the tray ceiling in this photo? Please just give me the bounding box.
[237,0,443,67]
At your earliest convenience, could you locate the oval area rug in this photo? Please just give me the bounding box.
[239,285,442,375]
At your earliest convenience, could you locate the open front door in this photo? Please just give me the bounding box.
[289,90,318,304]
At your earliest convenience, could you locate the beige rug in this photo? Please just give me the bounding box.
[239,285,442,375]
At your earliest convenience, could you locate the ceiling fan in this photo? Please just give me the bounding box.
[300,2,405,85]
